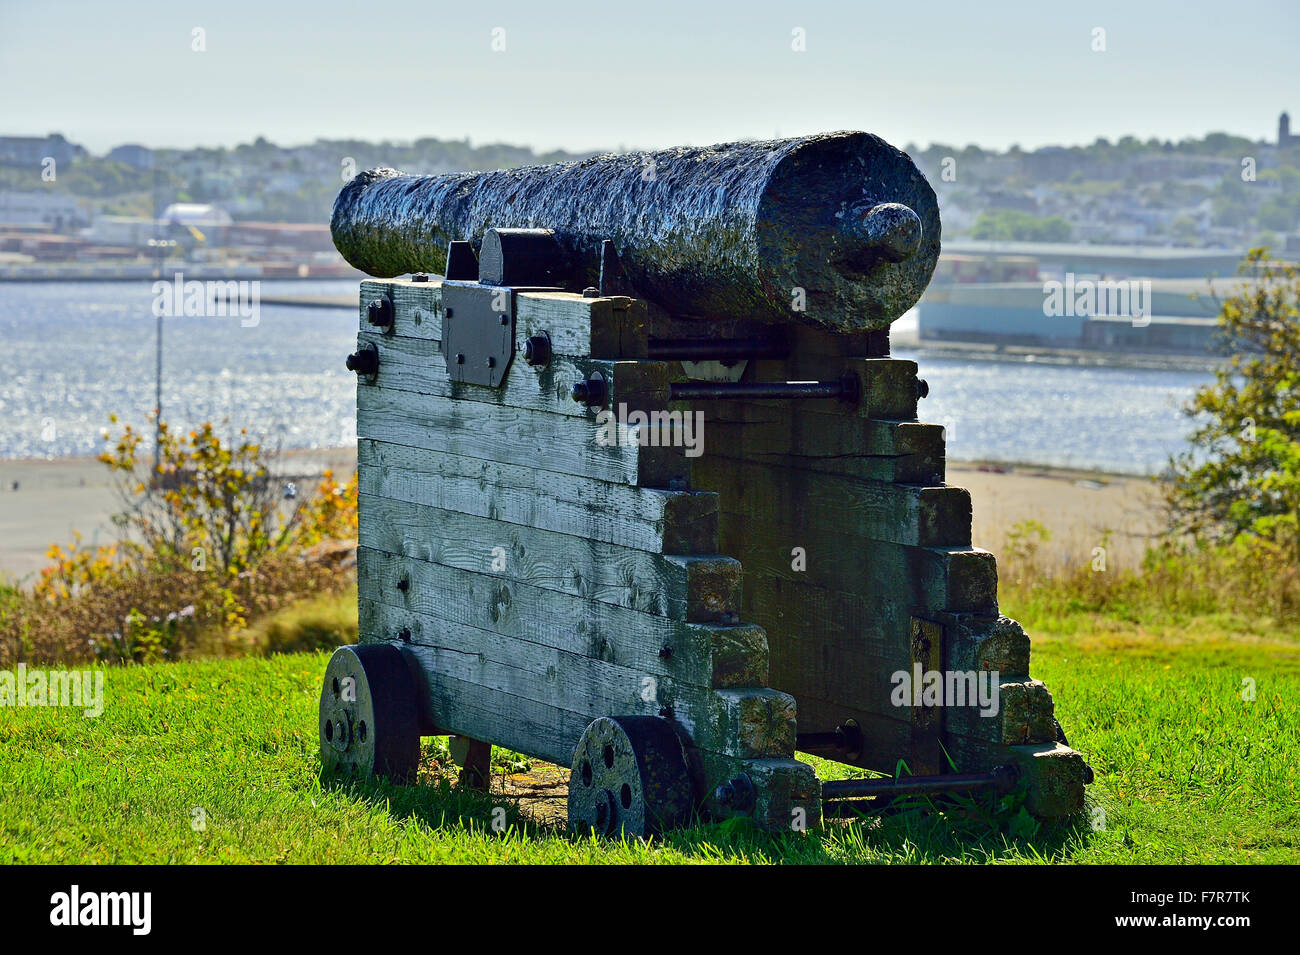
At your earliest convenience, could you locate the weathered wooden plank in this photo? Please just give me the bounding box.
[359,627,791,762]
[695,455,971,548]
[359,278,443,341]
[711,502,995,614]
[730,567,929,734]
[515,292,649,359]
[357,280,654,359]
[361,594,699,702]
[358,549,766,689]
[358,493,740,621]
[358,330,617,419]
[359,440,716,555]
[697,410,944,484]
[356,388,690,488]
[730,356,919,420]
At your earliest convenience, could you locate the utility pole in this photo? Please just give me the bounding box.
[150,167,165,478]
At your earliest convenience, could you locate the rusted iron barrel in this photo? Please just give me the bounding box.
[330,132,940,332]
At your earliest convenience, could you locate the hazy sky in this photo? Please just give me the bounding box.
[2,0,1296,155]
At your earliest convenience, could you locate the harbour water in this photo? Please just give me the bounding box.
[0,280,1213,474]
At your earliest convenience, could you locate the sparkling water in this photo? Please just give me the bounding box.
[0,281,1211,475]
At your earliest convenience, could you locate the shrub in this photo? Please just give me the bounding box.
[0,418,358,666]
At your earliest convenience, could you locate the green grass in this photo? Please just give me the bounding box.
[238,588,359,656]
[2,618,1297,863]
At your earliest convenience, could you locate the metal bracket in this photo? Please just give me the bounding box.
[440,281,515,388]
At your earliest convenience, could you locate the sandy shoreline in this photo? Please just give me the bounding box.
[0,450,1162,582]
[0,449,356,581]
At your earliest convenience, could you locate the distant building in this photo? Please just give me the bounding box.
[916,278,1231,354]
[0,134,82,167]
[1280,112,1299,149]
[935,240,1246,280]
[84,215,157,247]
[225,221,334,252]
[159,203,232,245]
[106,144,154,170]
[0,191,87,230]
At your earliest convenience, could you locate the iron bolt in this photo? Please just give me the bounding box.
[571,376,606,407]
[346,347,379,376]
[398,628,411,642]
[582,287,600,298]
[456,353,465,364]
[916,378,930,399]
[486,356,496,369]
[412,272,429,282]
[396,576,410,593]
[659,644,673,659]
[522,334,552,367]
[366,298,394,328]
[713,774,755,811]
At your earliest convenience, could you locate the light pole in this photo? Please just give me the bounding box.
[146,236,176,478]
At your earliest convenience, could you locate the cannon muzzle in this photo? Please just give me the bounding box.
[330,131,939,332]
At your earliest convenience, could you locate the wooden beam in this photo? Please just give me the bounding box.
[358,550,767,690]
[359,631,792,763]
[358,493,740,621]
[358,330,617,420]
[694,454,972,549]
[356,388,690,488]
[359,440,716,554]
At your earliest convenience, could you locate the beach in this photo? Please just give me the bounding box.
[0,451,1162,583]
[0,449,356,581]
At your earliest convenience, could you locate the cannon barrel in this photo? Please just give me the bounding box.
[330,132,940,332]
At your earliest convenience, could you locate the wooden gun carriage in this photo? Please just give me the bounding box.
[319,132,1091,835]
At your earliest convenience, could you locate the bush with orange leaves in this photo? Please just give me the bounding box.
[0,417,358,666]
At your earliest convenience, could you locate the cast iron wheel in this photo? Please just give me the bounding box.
[319,644,420,781]
[568,716,693,837]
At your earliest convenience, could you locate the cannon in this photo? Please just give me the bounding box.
[330,132,939,332]
[320,132,1091,836]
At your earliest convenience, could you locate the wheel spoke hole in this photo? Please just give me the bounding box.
[358,720,367,742]
[602,744,615,768]
[581,760,593,787]
[331,677,340,698]
[620,783,632,810]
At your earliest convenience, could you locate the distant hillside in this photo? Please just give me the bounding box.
[0,135,599,224]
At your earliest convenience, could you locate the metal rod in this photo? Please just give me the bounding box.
[670,375,856,402]
[819,765,1019,802]
[648,338,789,361]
